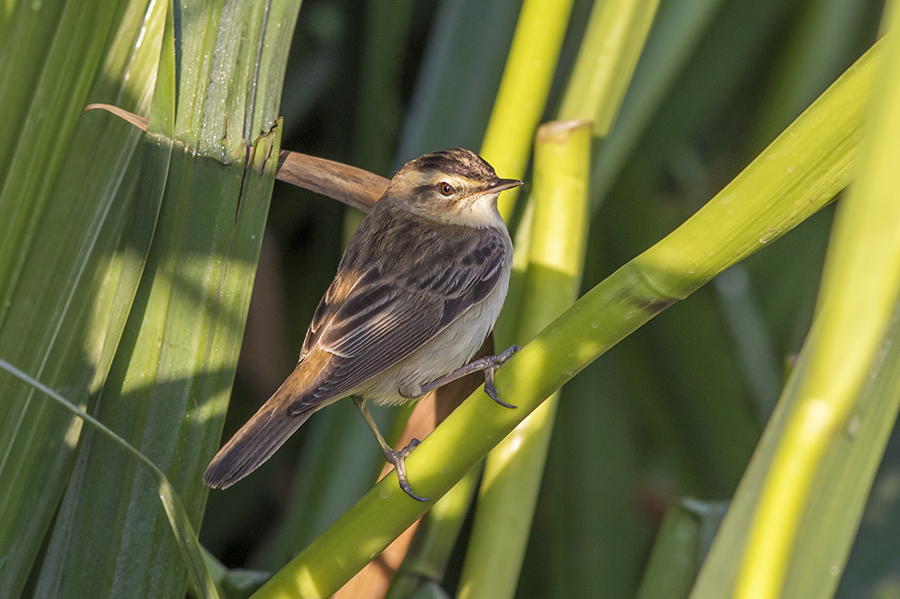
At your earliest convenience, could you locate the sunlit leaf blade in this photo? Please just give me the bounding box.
[0,1,165,596]
[0,0,64,180]
[784,310,900,597]
[36,126,281,598]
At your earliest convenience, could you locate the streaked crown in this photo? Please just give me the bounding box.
[408,148,498,182]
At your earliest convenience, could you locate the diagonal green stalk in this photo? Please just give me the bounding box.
[457,120,592,599]
[250,36,879,599]
[732,14,900,599]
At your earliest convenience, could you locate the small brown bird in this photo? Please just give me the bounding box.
[203,148,521,501]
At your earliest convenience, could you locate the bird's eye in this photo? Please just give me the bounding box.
[437,182,455,196]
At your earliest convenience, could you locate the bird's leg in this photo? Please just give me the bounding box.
[351,396,429,502]
[398,344,522,408]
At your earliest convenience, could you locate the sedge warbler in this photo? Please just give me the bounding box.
[203,148,521,501]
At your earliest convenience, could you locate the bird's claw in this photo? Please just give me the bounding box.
[485,379,517,408]
[483,345,520,409]
[385,438,429,502]
[495,344,522,366]
[400,438,420,458]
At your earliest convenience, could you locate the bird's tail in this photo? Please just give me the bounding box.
[203,384,317,489]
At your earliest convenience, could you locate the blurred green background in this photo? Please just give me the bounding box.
[2,0,898,597]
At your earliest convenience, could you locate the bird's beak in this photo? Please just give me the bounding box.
[487,178,523,193]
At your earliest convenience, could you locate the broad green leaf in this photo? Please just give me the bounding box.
[27,0,299,596]
[0,1,165,595]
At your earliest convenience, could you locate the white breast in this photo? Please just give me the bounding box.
[356,229,513,406]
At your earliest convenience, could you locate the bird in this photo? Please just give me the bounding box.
[203,148,522,501]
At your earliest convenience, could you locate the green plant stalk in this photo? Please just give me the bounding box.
[691,298,900,597]
[732,20,900,599]
[251,39,878,599]
[559,0,662,134]
[479,0,577,218]
[457,120,592,599]
[36,124,283,599]
[454,4,578,580]
[393,0,583,572]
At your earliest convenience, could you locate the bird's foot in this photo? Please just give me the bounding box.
[384,438,429,502]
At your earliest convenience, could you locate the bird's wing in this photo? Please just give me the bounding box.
[290,213,508,412]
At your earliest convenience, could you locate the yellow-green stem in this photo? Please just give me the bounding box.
[479,0,577,219]
[381,1,577,590]
[559,0,662,133]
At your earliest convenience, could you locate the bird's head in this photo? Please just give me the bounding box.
[383,148,522,227]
